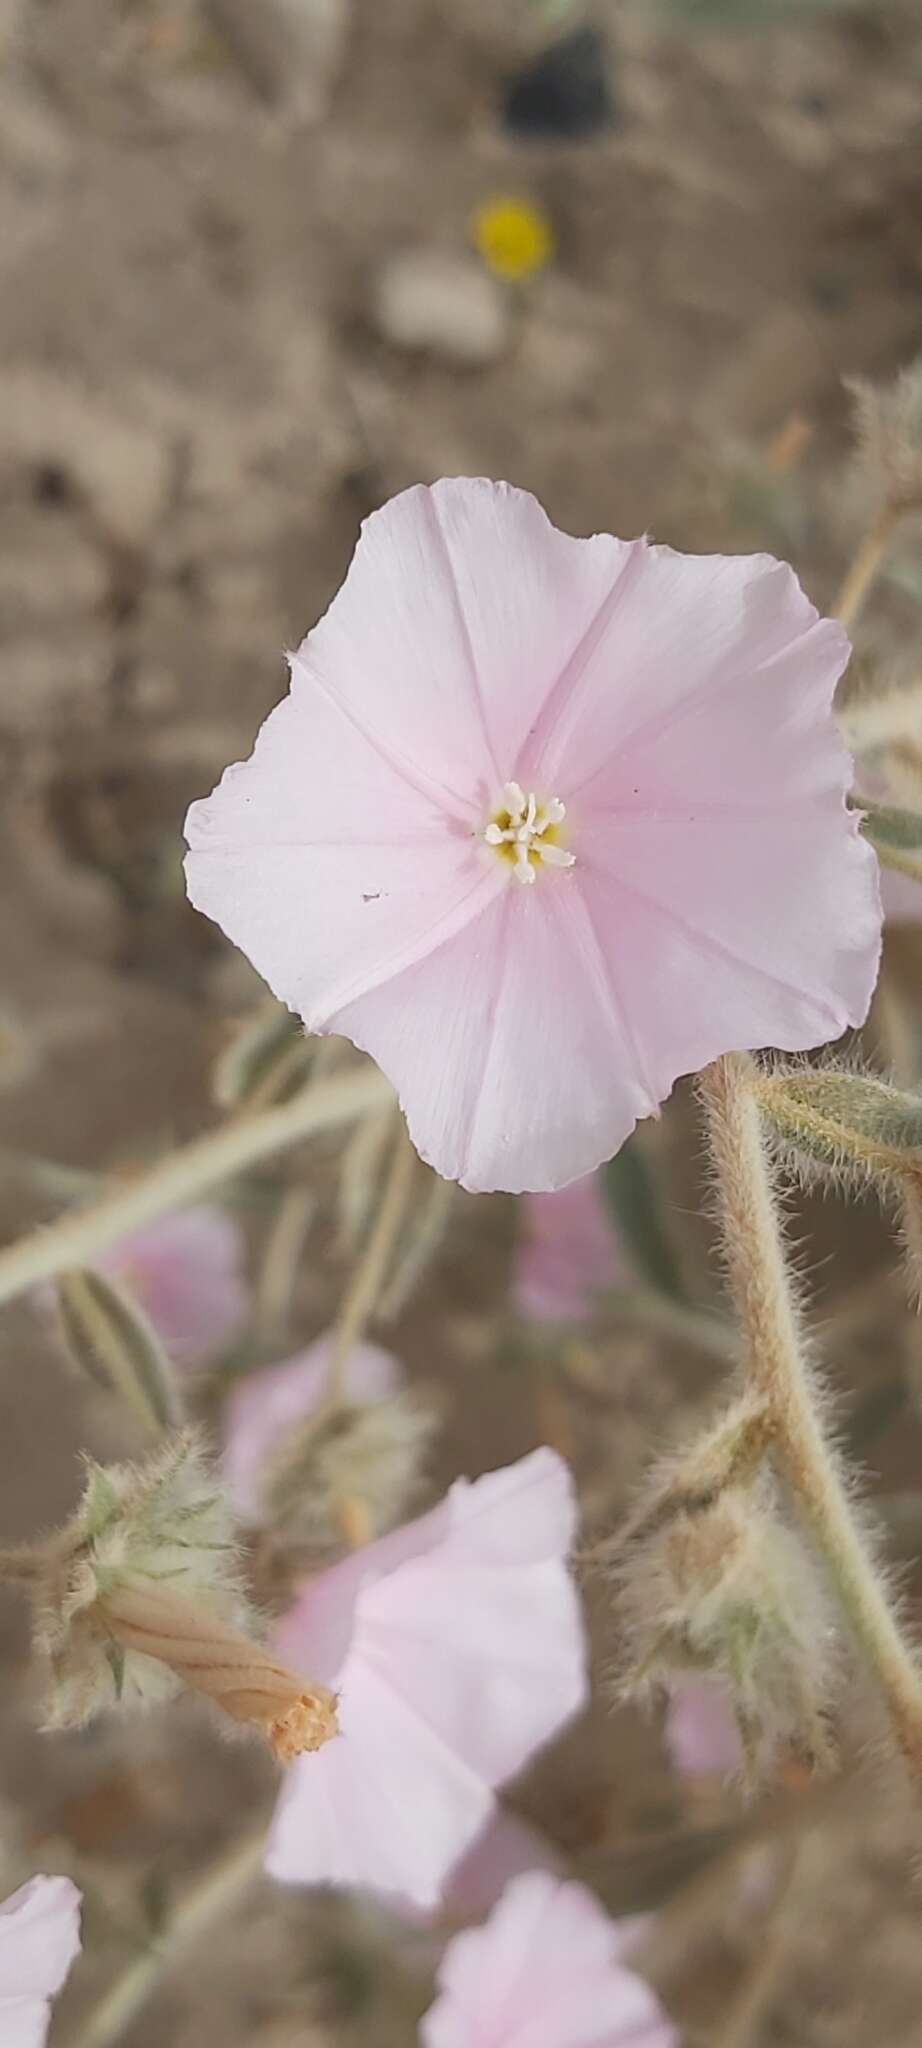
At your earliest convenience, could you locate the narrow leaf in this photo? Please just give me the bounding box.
[755,1068,922,1182]
[55,1268,181,1433]
[854,797,922,885]
[603,1135,686,1303]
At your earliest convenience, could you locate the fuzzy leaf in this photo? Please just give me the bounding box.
[855,797,922,885]
[755,1068,922,1183]
[603,1135,686,1303]
[55,1268,180,1433]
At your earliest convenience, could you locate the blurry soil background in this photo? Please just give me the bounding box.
[2,0,922,2041]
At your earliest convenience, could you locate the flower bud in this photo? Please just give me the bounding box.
[29,1433,336,1759]
[847,358,922,517]
[755,1063,922,1195]
[223,1336,437,1554]
[616,1485,840,1782]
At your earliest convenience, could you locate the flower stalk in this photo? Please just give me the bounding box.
[833,503,901,630]
[0,1066,391,1311]
[322,1116,418,1408]
[698,1051,922,1790]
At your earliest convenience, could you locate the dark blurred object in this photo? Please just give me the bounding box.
[656,0,854,24]
[502,27,615,143]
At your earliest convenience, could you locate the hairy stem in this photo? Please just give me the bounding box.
[323,1117,417,1407]
[69,1827,266,2048]
[0,1067,391,1309]
[833,503,900,630]
[698,1052,922,1790]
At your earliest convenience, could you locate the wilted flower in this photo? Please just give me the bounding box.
[471,195,554,282]
[265,1449,587,1908]
[420,1870,676,2047]
[0,1875,81,2048]
[97,1206,247,1362]
[663,1676,742,1782]
[513,1172,621,1323]
[185,479,879,1193]
[223,1333,433,1543]
[29,1434,335,1761]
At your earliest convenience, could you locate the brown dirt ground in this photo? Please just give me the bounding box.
[2,0,922,2041]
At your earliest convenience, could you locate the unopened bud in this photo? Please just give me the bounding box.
[30,1433,336,1758]
[847,359,922,517]
[264,1392,435,1552]
[616,1485,840,1782]
[755,1064,922,1193]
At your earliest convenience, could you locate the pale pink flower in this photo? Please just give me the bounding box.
[222,1333,401,1520]
[440,1808,559,1924]
[0,1877,81,2048]
[184,478,880,1194]
[513,1173,622,1323]
[265,1449,587,1909]
[97,1206,247,1361]
[663,1678,742,1781]
[421,1870,676,2048]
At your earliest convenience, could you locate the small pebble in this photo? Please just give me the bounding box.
[372,250,510,368]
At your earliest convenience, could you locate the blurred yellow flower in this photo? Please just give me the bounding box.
[471,195,554,283]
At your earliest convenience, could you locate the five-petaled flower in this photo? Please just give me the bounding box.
[264,1448,587,1910]
[0,1876,81,2048]
[185,478,881,1193]
[420,1869,676,2048]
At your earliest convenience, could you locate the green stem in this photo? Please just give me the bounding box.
[0,1069,391,1310]
[68,1831,265,2048]
[698,1053,922,1793]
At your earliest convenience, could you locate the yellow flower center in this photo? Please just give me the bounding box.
[483,781,575,886]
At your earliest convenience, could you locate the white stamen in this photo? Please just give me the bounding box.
[483,783,576,885]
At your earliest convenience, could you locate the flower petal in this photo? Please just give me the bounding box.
[574,803,880,1100]
[0,1878,81,2008]
[302,479,632,798]
[526,545,834,795]
[663,1679,742,1781]
[332,881,656,1191]
[265,1661,494,1910]
[422,1871,676,2048]
[100,1206,247,1362]
[513,1173,622,1322]
[346,1449,586,1786]
[185,679,502,1032]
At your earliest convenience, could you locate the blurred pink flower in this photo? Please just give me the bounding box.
[98,1206,247,1362]
[440,1807,559,1925]
[0,1876,81,2048]
[421,1870,676,2048]
[223,1333,400,1520]
[663,1678,742,1781]
[185,478,880,1194]
[513,1173,620,1323]
[265,1448,587,1910]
